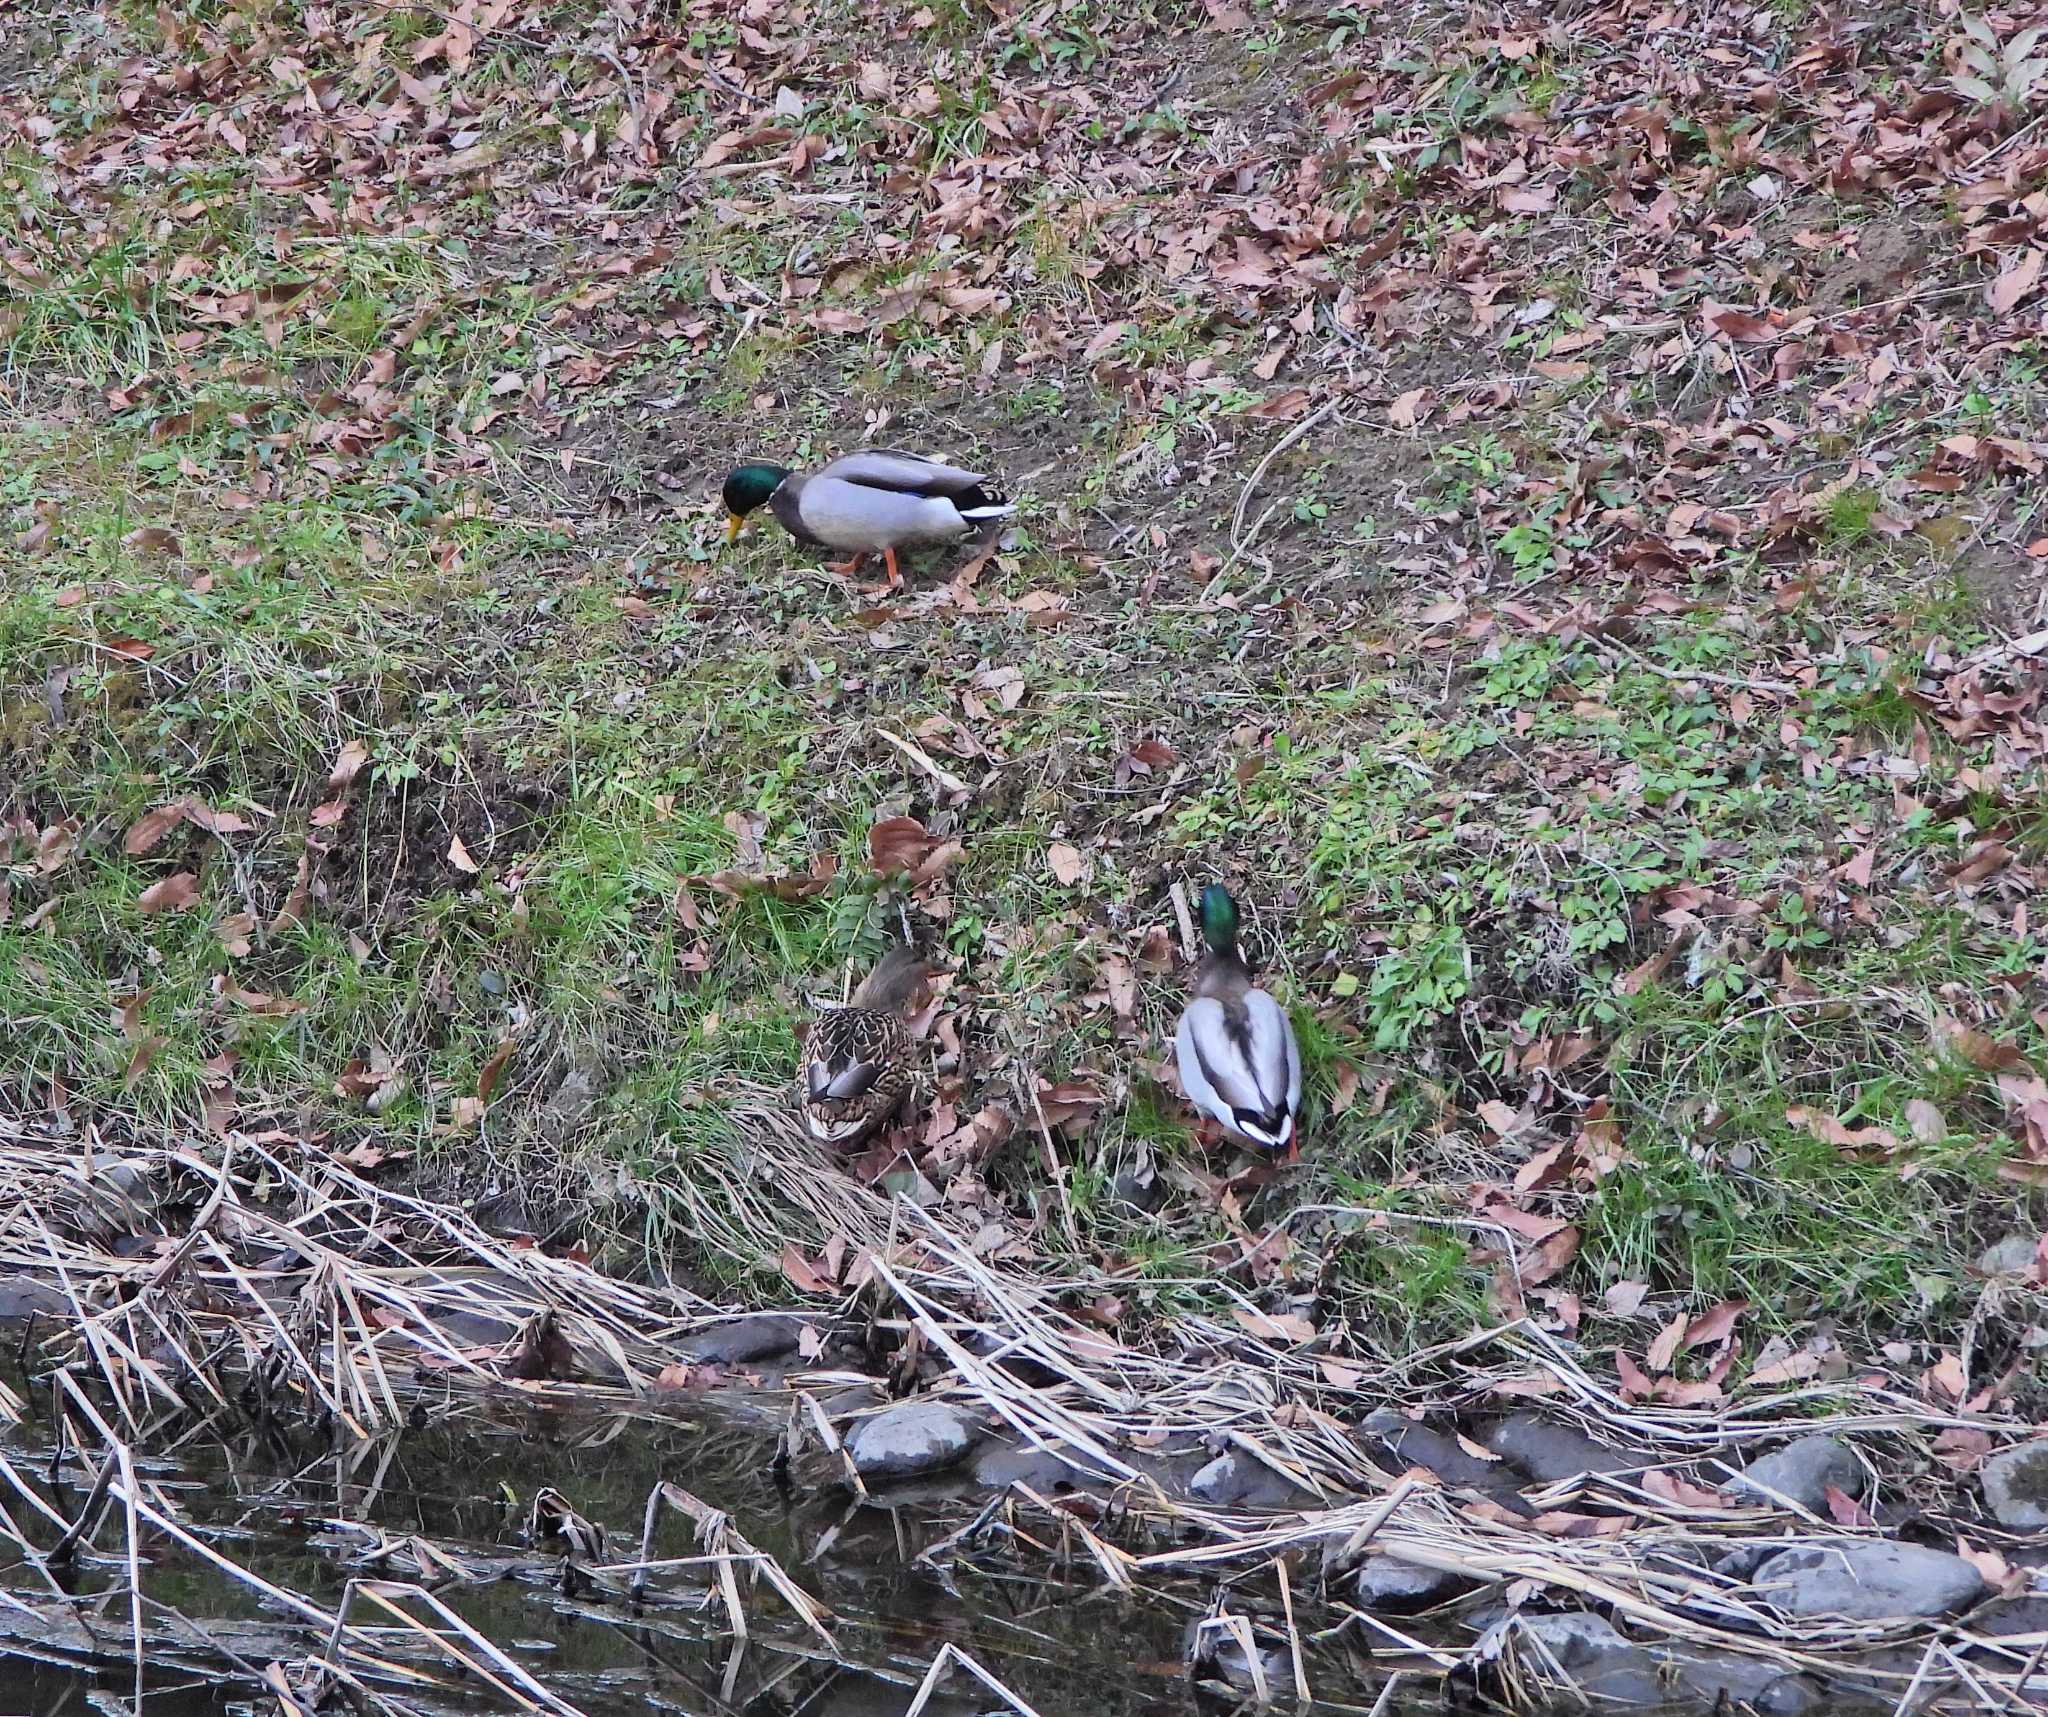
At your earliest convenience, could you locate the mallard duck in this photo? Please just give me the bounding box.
[1174,885,1303,1158]
[722,450,1015,585]
[801,945,927,1147]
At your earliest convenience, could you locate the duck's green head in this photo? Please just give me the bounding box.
[721,463,790,542]
[1198,884,1240,954]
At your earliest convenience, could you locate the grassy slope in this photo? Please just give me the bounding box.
[4,0,2047,1400]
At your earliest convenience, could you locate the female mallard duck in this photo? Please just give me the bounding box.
[722,450,1015,585]
[801,946,927,1148]
[1174,885,1303,1158]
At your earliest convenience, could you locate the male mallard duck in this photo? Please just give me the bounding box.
[801,945,927,1148]
[1174,885,1303,1158]
[722,450,1015,585]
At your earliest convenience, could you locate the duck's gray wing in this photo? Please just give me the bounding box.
[817,448,990,496]
[797,476,969,548]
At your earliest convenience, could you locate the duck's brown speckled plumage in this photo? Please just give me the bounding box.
[801,946,926,1148]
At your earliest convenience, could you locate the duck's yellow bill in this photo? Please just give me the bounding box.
[724,511,746,544]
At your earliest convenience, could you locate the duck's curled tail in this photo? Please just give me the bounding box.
[954,482,1017,522]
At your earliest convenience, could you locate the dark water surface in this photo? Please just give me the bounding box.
[0,1389,1419,1717]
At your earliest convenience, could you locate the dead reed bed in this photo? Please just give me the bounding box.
[0,1101,2042,1713]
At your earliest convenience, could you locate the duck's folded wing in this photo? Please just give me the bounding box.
[813,1058,879,1100]
[1177,999,1270,1110]
[1243,991,1300,1116]
[1179,994,1297,1134]
[800,477,963,545]
[820,448,989,495]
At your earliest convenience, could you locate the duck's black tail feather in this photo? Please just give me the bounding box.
[955,482,1016,518]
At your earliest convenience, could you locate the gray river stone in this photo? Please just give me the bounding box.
[0,1277,73,1319]
[1188,1448,1322,1509]
[677,1315,807,1365]
[970,1440,1107,1494]
[1499,1611,1816,1714]
[1981,1441,2048,1528]
[1752,1540,1986,1621]
[1361,1409,1511,1489]
[847,1401,981,1481]
[86,1152,157,1208]
[1726,1435,1867,1513]
[1185,1619,1288,1694]
[1485,1412,1641,1483]
[816,1673,978,1717]
[1350,1554,1471,1613]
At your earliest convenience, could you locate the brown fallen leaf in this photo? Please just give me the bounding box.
[780,1243,835,1295]
[1646,1309,1689,1373]
[1603,1279,1650,1317]
[1615,1348,1655,1400]
[1926,1349,1968,1402]
[723,809,765,870]
[123,1036,166,1090]
[1988,248,2045,316]
[1098,952,1136,1022]
[1703,301,1773,342]
[447,831,480,873]
[655,1361,730,1390]
[1330,1058,1362,1117]
[1232,1305,1316,1344]
[1615,938,1679,996]
[183,802,253,837]
[1823,1482,1875,1528]
[137,872,201,914]
[477,1039,517,1104]
[327,739,371,789]
[1952,839,2013,886]
[271,854,313,935]
[212,977,305,1016]
[334,1059,396,1102]
[1641,1470,1730,1509]
[1517,1226,1580,1287]
[1682,1298,1750,1354]
[869,814,939,877]
[1931,1425,1994,1473]
[35,821,80,873]
[1746,1348,1822,1388]
[1034,1078,1103,1134]
[125,802,189,856]
[1047,841,1086,886]
[1786,1105,1901,1154]
[1942,1020,2032,1074]
[216,912,255,957]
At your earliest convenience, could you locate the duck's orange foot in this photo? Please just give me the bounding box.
[826,554,868,576]
[883,546,903,587]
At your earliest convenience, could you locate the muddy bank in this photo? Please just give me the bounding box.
[0,1119,2044,1714]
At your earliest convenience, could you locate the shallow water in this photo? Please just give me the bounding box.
[0,1388,1423,1717]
